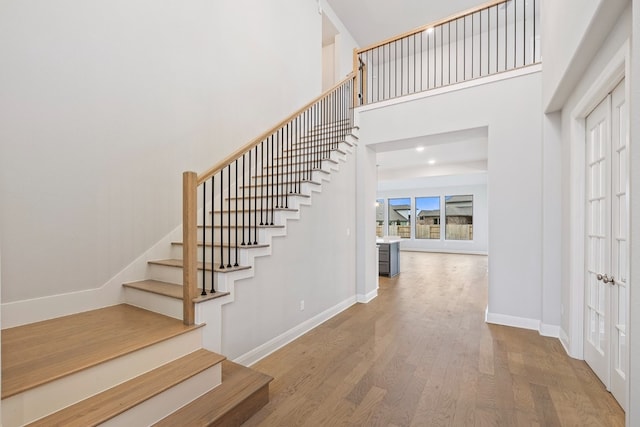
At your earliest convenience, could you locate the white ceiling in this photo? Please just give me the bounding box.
[325,0,485,47]
[376,132,488,184]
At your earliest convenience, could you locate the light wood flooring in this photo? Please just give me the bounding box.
[244,252,624,426]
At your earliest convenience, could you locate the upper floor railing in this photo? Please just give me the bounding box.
[354,0,540,105]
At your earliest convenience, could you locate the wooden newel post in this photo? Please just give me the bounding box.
[182,171,198,325]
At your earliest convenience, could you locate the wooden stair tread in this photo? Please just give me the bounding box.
[253,168,329,178]
[148,258,251,273]
[171,241,270,249]
[226,193,310,200]
[197,223,287,228]
[239,180,322,189]
[123,280,230,302]
[153,360,273,427]
[1,304,202,399]
[282,148,347,156]
[210,207,297,214]
[264,158,339,167]
[27,349,225,427]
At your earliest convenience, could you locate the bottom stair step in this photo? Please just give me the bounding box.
[27,349,225,427]
[153,360,273,427]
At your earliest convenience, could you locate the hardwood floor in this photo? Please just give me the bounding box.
[244,252,624,426]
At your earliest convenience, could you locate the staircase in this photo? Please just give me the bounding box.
[1,76,358,426]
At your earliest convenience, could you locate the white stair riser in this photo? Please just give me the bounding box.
[252,170,330,183]
[124,287,184,320]
[224,197,309,211]
[2,329,203,427]
[170,244,270,264]
[209,210,296,225]
[236,182,320,197]
[195,227,281,244]
[100,364,221,427]
[263,161,335,173]
[147,264,254,291]
[276,150,345,162]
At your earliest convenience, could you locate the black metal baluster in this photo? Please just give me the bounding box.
[523,0,526,66]
[496,5,499,72]
[210,176,215,293]
[533,0,537,62]
[201,181,207,296]
[248,150,252,246]
[260,141,264,225]
[285,123,290,208]
[270,134,274,225]
[242,155,246,246]
[463,16,466,80]
[275,130,280,209]
[514,0,517,69]
[253,145,258,245]
[440,25,443,87]
[427,29,430,89]
[227,165,231,268]
[234,159,238,267]
[219,168,224,269]
[479,10,482,77]
[401,38,404,96]
[505,0,508,71]
[472,15,475,78]
[265,136,270,225]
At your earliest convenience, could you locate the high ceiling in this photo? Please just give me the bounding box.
[325,0,485,47]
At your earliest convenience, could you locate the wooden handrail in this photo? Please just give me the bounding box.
[354,0,505,55]
[197,72,356,185]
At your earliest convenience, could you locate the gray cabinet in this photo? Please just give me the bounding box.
[378,241,399,277]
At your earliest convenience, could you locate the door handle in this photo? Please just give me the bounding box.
[596,273,615,284]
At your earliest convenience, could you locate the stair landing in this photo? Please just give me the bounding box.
[1,304,201,399]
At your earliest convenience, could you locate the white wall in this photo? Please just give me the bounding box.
[320,0,360,78]
[542,0,628,111]
[222,153,357,360]
[322,43,336,91]
[358,69,545,325]
[541,111,562,336]
[355,142,379,303]
[0,0,357,306]
[377,175,488,254]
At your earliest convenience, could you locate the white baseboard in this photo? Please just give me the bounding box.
[539,323,560,338]
[401,248,488,256]
[234,295,357,367]
[356,289,378,303]
[485,308,564,342]
[2,226,182,328]
[485,309,541,331]
[559,328,574,358]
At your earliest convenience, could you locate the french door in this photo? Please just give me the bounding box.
[584,79,628,410]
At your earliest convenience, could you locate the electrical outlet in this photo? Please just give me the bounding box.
[300,300,305,311]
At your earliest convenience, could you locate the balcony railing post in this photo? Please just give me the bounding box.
[182,171,198,326]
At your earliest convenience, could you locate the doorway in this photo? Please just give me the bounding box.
[584,79,628,410]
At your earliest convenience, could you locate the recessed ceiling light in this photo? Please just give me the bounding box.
[428,159,436,165]
[426,28,434,34]
[416,146,425,152]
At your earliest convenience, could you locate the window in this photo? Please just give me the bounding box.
[388,198,411,238]
[445,195,473,240]
[375,199,384,237]
[415,196,440,239]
